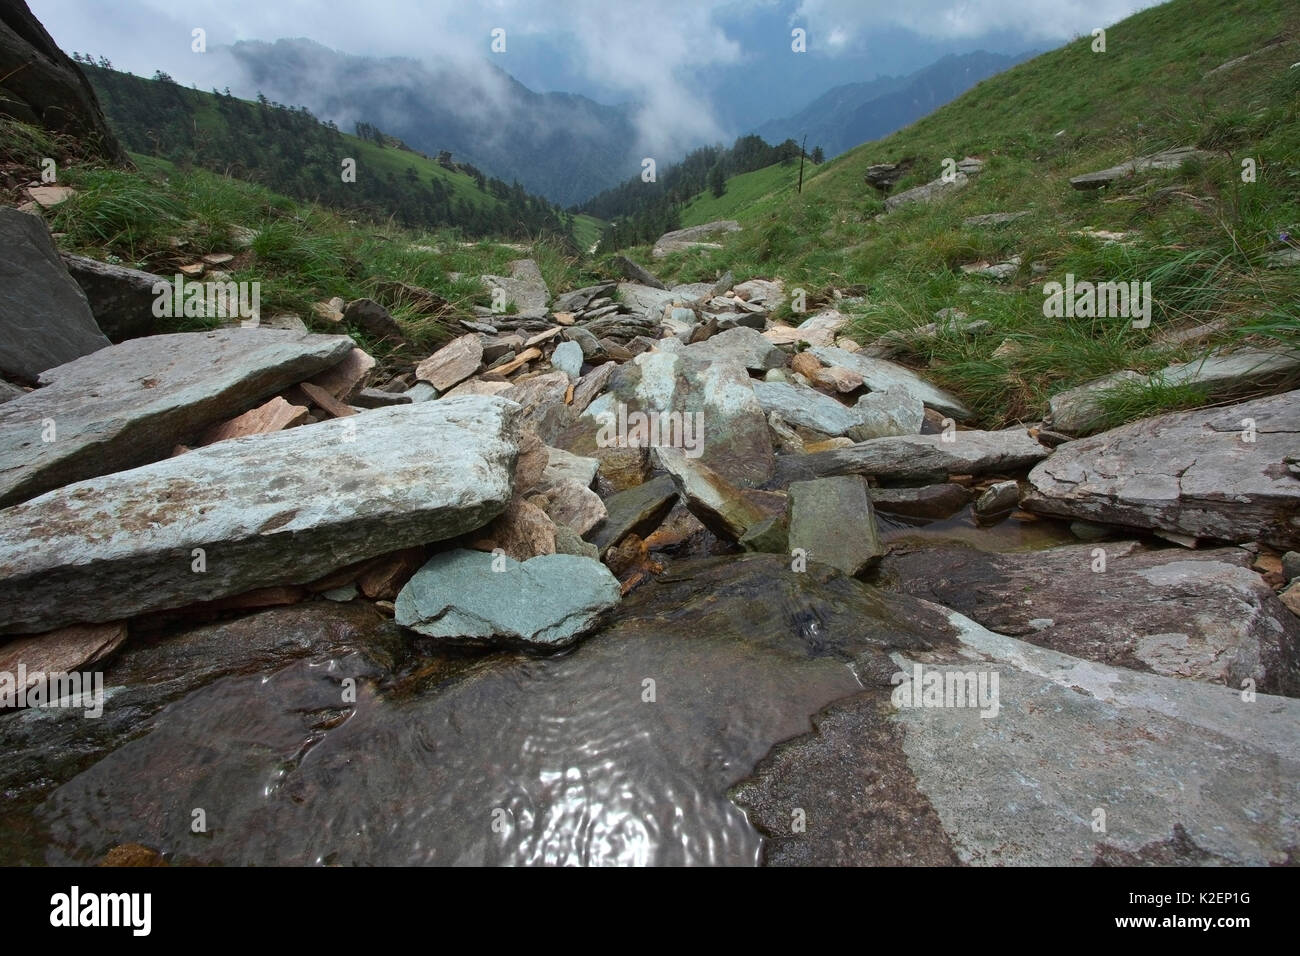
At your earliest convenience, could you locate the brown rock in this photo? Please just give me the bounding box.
[603,534,663,593]
[1280,582,1300,617]
[524,327,564,348]
[441,378,514,399]
[0,621,126,682]
[515,431,550,494]
[572,361,616,415]
[99,844,166,867]
[529,479,607,535]
[791,351,822,379]
[415,334,483,391]
[803,437,854,453]
[357,548,427,601]
[472,497,557,560]
[306,347,375,399]
[594,445,650,492]
[489,347,542,378]
[554,312,576,326]
[298,381,356,418]
[198,395,308,445]
[813,366,864,393]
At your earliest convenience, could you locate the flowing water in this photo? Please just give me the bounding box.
[3,555,959,866]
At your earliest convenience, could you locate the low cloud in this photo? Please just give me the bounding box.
[792,0,1164,45]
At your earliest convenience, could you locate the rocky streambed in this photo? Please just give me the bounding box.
[2,222,1298,866]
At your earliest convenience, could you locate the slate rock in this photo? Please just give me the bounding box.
[0,328,354,507]
[0,207,110,384]
[394,548,619,650]
[0,397,520,634]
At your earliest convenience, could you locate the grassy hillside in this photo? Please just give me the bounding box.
[623,0,1300,428]
[679,162,804,227]
[82,64,600,243]
[0,113,597,369]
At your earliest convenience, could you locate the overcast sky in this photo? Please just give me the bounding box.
[30,0,1166,150]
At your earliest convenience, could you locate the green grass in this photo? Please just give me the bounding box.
[616,0,1300,427]
[679,163,803,228]
[1092,377,1213,430]
[8,133,594,369]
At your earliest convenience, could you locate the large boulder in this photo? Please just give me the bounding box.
[1023,390,1300,550]
[0,397,520,634]
[882,541,1300,695]
[0,328,354,507]
[0,0,128,163]
[0,207,111,384]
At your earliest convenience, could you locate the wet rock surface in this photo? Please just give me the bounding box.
[882,541,1300,694]
[27,556,950,866]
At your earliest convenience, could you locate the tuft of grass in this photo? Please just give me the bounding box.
[50,168,183,259]
[1092,376,1212,430]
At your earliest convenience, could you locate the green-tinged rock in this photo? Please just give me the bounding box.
[394,548,620,650]
[586,474,678,556]
[787,475,883,575]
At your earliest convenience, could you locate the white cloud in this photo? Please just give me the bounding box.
[792,0,1165,45]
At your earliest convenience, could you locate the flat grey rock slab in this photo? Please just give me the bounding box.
[481,258,549,314]
[1070,146,1215,189]
[652,220,740,258]
[773,428,1050,485]
[753,381,865,438]
[810,346,972,418]
[0,397,519,634]
[586,474,678,555]
[683,326,785,372]
[736,605,1300,865]
[883,540,1300,695]
[0,328,355,508]
[1024,390,1300,550]
[788,475,882,575]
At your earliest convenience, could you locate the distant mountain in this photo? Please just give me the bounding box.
[754,50,1037,158]
[221,39,641,208]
